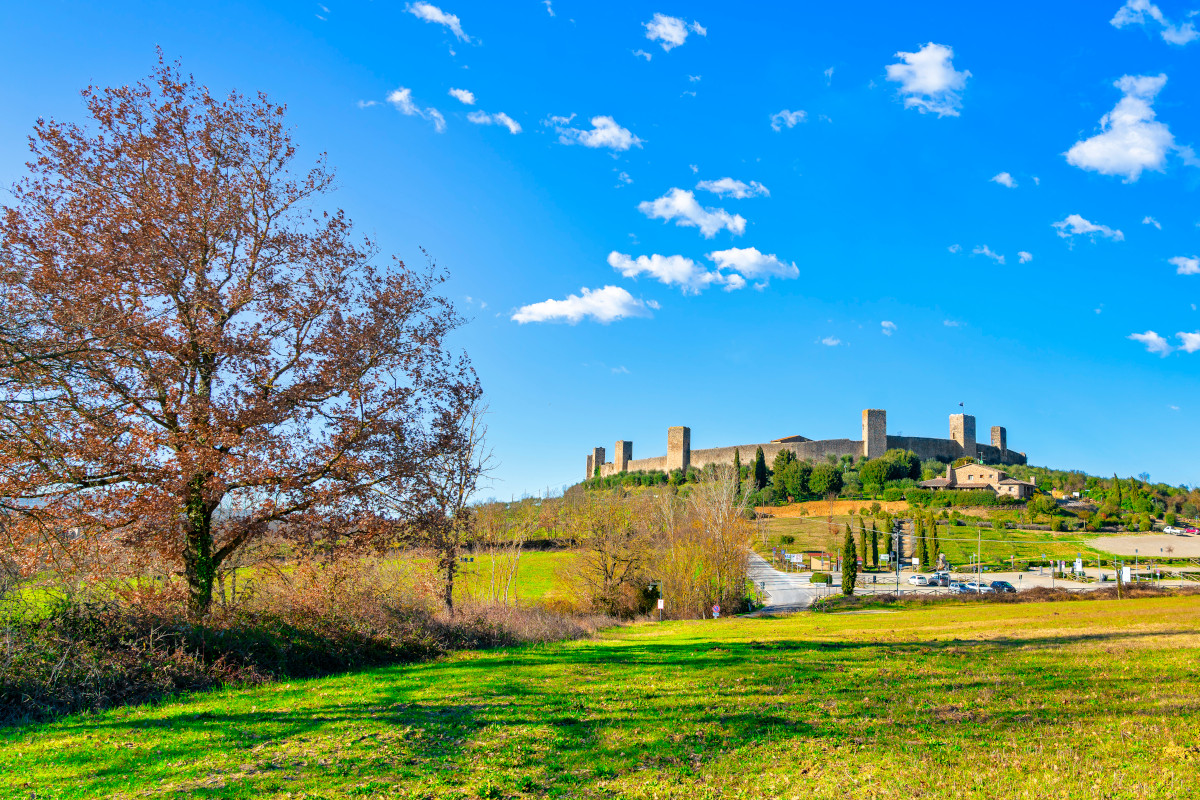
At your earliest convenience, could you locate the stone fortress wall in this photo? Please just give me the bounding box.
[586,409,1026,479]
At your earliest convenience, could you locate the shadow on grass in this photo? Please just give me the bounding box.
[14,618,1200,798]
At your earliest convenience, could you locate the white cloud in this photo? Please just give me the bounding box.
[1129,330,1172,356]
[695,177,770,199]
[706,247,799,281]
[688,164,699,173]
[644,13,706,51]
[611,365,629,374]
[1143,215,1163,229]
[448,87,475,105]
[824,66,835,85]
[1170,255,1200,274]
[770,109,807,131]
[386,87,447,132]
[1052,214,1125,241]
[1018,251,1033,264]
[820,336,842,347]
[1111,1,1199,45]
[543,0,554,16]
[616,171,633,186]
[1178,331,1200,352]
[607,252,722,295]
[943,320,961,327]
[681,90,697,98]
[689,74,702,82]
[990,172,1017,188]
[357,100,380,108]
[637,188,746,238]
[972,244,1005,265]
[881,320,897,336]
[884,42,971,117]
[405,2,471,42]
[512,286,651,324]
[467,110,521,134]
[1065,74,1192,182]
[632,49,652,61]
[948,244,962,253]
[548,115,643,150]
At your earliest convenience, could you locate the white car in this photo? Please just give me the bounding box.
[964,581,995,593]
[907,574,931,586]
[1164,526,1183,534]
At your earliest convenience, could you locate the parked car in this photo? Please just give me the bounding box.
[908,574,931,586]
[948,580,970,593]
[964,581,995,594]
[1186,527,1198,534]
[990,580,1017,594]
[1164,526,1182,534]
[930,572,950,587]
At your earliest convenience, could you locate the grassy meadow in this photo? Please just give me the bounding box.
[4,594,1198,799]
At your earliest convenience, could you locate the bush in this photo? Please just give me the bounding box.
[1166,512,1177,526]
[882,488,904,502]
[810,572,832,585]
[780,535,795,545]
[1050,517,1066,532]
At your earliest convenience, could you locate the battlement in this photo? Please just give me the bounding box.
[585,409,1026,479]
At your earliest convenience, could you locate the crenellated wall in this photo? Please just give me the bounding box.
[586,410,1027,479]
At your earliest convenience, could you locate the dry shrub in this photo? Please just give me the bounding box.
[1,554,618,726]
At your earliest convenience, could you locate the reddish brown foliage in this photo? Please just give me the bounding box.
[0,56,477,615]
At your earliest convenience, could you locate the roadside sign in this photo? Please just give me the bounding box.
[1121,566,1131,583]
[911,557,920,566]
[712,604,720,619]
[881,553,890,563]
[1074,558,1083,573]
[657,598,664,610]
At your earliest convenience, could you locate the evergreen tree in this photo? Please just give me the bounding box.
[841,528,858,596]
[753,447,767,491]
[930,516,940,566]
[732,449,742,499]
[857,517,867,567]
[919,517,930,570]
[870,522,879,567]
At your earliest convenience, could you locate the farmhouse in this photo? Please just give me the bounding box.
[918,462,1037,499]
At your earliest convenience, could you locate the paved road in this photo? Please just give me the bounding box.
[747,552,823,611]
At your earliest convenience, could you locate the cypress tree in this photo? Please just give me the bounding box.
[753,447,767,491]
[870,521,879,567]
[919,517,930,570]
[733,449,742,499]
[858,517,867,567]
[930,516,940,567]
[842,527,858,595]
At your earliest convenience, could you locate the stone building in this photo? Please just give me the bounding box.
[585,409,1026,479]
[918,462,1037,499]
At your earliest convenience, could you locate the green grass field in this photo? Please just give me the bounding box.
[4,595,1198,799]
[449,550,575,605]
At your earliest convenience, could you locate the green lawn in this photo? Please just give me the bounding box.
[450,550,575,605]
[4,595,1199,798]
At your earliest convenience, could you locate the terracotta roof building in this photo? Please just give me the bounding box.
[918,462,1037,499]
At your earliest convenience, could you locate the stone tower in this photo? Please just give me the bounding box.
[991,426,1006,453]
[950,414,976,459]
[666,426,691,473]
[861,409,886,459]
[614,440,632,472]
[587,446,605,478]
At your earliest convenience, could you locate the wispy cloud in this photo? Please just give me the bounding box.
[948,244,962,253]
[1053,214,1124,242]
[695,177,770,199]
[770,109,807,131]
[990,172,1017,188]
[1129,329,1173,356]
[643,13,706,51]
[512,286,652,324]
[824,66,835,85]
[1018,251,1033,264]
[467,110,521,134]
[405,2,471,42]
[386,87,446,132]
[884,42,971,117]
[1170,255,1200,274]
[1143,215,1163,229]
[637,188,746,238]
[543,0,554,17]
[944,320,961,327]
[608,252,721,295]
[881,320,897,336]
[706,247,799,282]
[1111,1,1198,45]
[448,87,475,105]
[632,49,652,61]
[546,114,643,150]
[820,336,842,347]
[972,244,1005,264]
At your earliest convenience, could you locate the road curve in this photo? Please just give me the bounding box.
[747,551,821,612]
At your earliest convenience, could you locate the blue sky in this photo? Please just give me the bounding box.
[3,1,1199,494]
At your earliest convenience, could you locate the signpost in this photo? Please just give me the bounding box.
[657,597,664,621]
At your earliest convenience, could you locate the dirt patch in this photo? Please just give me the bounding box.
[758,499,910,518]
[1088,534,1200,557]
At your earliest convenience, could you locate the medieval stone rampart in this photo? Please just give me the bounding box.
[586,410,1027,479]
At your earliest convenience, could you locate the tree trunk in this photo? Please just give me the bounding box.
[442,544,457,617]
[182,476,216,618]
